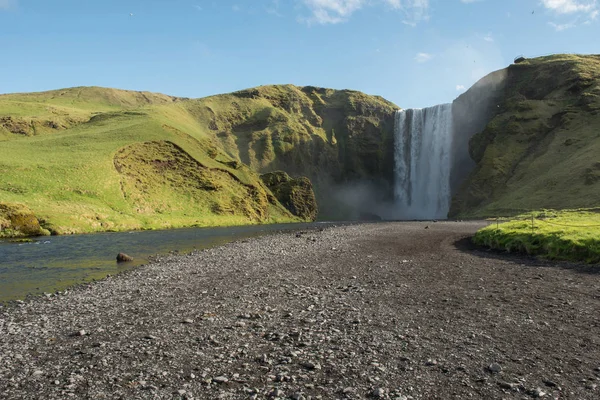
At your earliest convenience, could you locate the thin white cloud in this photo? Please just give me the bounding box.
[460,0,481,3]
[193,5,202,11]
[541,0,597,14]
[0,0,15,10]
[483,33,494,42]
[414,52,433,63]
[300,0,429,25]
[301,0,364,24]
[541,1,598,30]
[456,85,466,91]
[549,21,576,29]
[267,0,283,16]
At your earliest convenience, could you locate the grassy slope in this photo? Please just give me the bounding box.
[0,85,396,235]
[473,209,600,263]
[0,87,297,235]
[451,54,600,217]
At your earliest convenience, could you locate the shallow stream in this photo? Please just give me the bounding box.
[0,222,338,302]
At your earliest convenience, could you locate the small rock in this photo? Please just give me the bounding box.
[290,392,305,400]
[32,371,44,377]
[76,330,86,337]
[302,362,321,370]
[487,363,502,374]
[529,387,546,398]
[212,376,228,384]
[182,319,194,324]
[425,359,438,366]
[116,253,133,262]
[268,388,285,398]
[498,381,515,390]
[177,389,187,395]
[543,379,557,387]
[371,387,385,398]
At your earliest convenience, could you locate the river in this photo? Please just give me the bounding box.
[0,222,341,302]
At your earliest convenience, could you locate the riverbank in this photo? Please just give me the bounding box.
[0,222,342,303]
[1,222,599,399]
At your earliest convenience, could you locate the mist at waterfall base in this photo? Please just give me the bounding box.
[319,68,508,222]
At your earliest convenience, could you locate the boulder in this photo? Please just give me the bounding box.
[116,253,133,262]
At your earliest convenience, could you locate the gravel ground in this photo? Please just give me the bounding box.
[1,221,600,400]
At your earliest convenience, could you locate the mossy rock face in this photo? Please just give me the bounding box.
[450,54,600,218]
[194,84,399,219]
[261,171,318,221]
[0,203,49,237]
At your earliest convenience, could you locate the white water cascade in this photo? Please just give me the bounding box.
[394,104,453,220]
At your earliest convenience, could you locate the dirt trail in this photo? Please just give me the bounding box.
[1,221,599,399]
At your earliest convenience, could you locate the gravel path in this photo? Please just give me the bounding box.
[1,221,600,399]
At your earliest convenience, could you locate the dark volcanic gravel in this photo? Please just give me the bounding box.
[1,221,600,399]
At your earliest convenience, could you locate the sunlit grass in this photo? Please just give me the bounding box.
[473,209,600,263]
[0,87,300,236]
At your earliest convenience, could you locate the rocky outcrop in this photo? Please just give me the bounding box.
[193,85,399,219]
[450,54,600,217]
[0,203,49,237]
[261,171,318,221]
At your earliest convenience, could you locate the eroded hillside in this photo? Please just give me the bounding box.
[0,85,397,236]
[451,54,600,217]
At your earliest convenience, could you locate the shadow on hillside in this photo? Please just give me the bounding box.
[453,236,600,275]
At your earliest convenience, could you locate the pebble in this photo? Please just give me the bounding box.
[268,388,285,398]
[212,376,228,384]
[371,387,385,398]
[182,318,194,324]
[487,363,502,374]
[530,387,546,398]
[302,362,321,370]
[498,381,515,390]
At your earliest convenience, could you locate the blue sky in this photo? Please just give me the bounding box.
[0,0,598,108]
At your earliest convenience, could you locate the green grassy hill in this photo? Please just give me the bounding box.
[451,54,600,217]
[0,85,397,236]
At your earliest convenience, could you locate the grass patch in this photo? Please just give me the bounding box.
[473,209,600,263]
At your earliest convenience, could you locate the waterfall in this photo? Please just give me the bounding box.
[394,104,453,220]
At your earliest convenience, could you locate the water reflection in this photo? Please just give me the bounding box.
[0,222,339,302]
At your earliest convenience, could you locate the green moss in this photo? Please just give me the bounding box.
[0,203,50,237]
[452,54,600,218]
[261,171,318,221]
